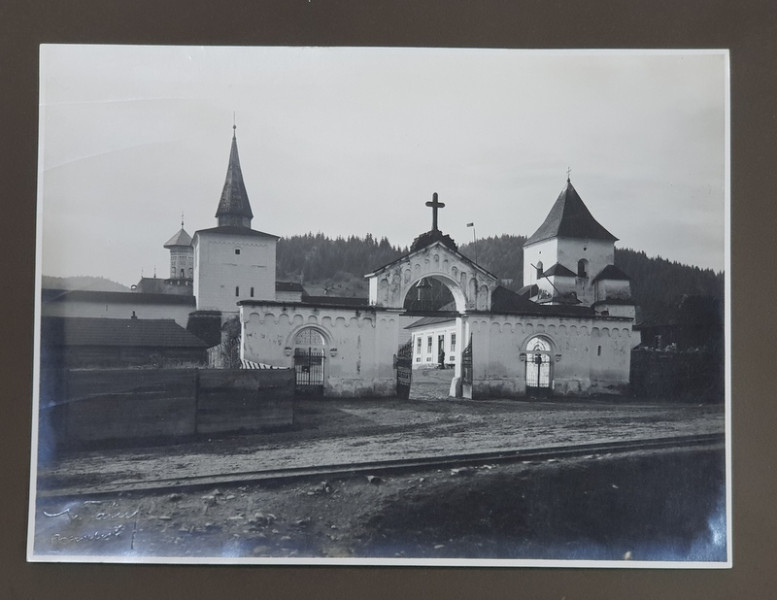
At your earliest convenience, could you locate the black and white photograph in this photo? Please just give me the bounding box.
[28,45,730,566]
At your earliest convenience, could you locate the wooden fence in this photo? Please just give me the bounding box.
[38,368,295,447]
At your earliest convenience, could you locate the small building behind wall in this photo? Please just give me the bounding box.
[407,316,458,369]
[40,316,208,369]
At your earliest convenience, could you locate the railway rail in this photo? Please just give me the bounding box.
[37,432,725,500]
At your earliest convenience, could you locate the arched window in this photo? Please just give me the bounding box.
[536,261,544,279]
[578,259,588,278]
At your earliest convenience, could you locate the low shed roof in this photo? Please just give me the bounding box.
[41,316,208,348]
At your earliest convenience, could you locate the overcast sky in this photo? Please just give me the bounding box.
[38,46,728,287]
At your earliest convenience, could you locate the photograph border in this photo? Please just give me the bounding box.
[3,0,774,598]
[26,44,732,569]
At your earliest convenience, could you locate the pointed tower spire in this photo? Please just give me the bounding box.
[215,123,254,228]
[525,178,617,246]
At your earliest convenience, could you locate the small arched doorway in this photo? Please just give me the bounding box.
[293,327,327,395]
[526,336,553,396]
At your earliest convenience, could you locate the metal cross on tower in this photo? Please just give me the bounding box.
[425,192,445,232]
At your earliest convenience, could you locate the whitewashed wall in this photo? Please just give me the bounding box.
[469,313,636,398]
[241,303,415,397]
[410,324,458,369]
[194,232,277,313]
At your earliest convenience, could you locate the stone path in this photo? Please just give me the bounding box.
[408,368,455,400]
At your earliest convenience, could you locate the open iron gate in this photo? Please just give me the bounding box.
[461,333,473,398]
[396,339,413,399]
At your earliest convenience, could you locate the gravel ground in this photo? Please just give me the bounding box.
[35,394,724,495]
[31,395,726,562]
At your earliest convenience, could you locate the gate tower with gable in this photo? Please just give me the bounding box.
[364,193,499,398]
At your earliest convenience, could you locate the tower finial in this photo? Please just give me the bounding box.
[233,112,236,137]
[181,211,185,229]
[567,166,572,182]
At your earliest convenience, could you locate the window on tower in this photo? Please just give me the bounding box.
[235,248,241,255]
[578,259,588,278]
[536,261,543,279]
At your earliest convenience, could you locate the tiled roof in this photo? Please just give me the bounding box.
[517,283,539,298]
[490,286,594,317]
[542,263,577,277]
[194,226,279,239]
[592,264,632,283]
[215,132,254,223]
[42,288,196,306]
[405,315,456,329]
[163,227,192,248]
[238,298,372,310]
[525,180,617,246]
[40,316,208,348]
[302,295,370,307]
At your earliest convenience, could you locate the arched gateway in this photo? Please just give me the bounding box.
[364,193,499,398]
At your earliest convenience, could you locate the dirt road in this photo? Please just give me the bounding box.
[30,396,727,563]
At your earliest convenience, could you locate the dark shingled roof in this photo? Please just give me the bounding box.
[195,225,279,239]
[402,286,596,324]
[542,263,577,277]
[490,286,594,317]
[592,264,632,283]
[41,316,208,348]
[405,315,456,330]
[163,227,192,248]
[302,295,370,307]
[42,288,196,306]
[525,180,617,246]
[216,131,254,223]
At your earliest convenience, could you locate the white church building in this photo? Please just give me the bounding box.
[42,127,640,399]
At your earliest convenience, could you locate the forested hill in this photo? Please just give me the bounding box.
[613,248,724,325]
[459,234,527,288]
[276,233,407,295]
[276,232,724,325]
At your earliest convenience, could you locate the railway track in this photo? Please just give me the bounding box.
[37,432,724,500]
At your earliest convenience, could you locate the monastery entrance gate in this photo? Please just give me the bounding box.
[366,194,500,399]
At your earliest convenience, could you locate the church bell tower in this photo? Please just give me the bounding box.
[215,124,254,229]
